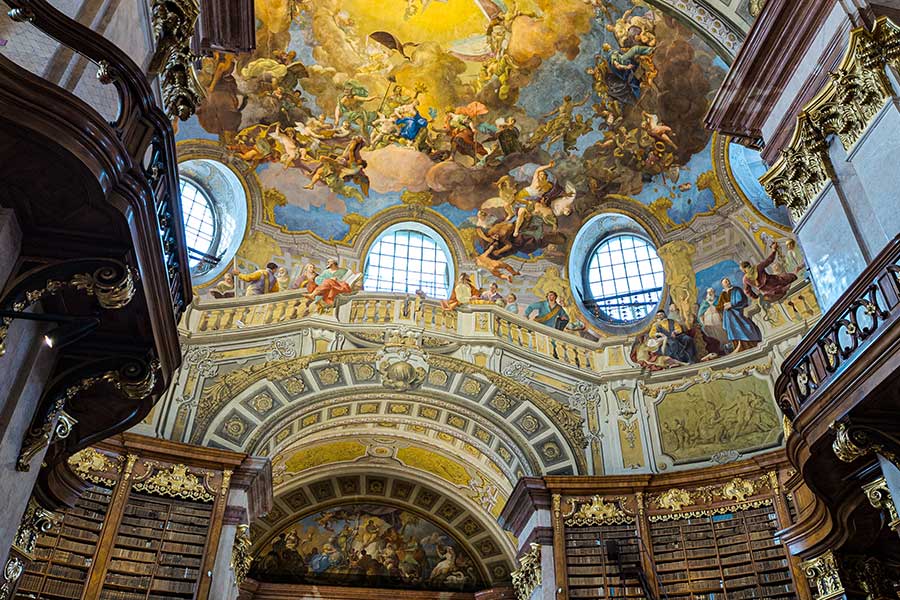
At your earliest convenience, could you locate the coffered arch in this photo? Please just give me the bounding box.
[190,349,587,476]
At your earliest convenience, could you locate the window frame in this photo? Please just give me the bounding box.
[362,222,455,300]
[582,232,665,327]
[179,176,221,272]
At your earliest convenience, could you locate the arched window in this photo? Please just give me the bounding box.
[179,178,218,268]
[585,234,665,325]
[363,224,454,299]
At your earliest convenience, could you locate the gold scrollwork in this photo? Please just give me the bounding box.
[802,551,846,600]
[565,495,634,526]
[132,463,215,503]
[649,475,774,521]
[761,17,900,221]
[654,488,692,512]
[0,554,25,600]
[149,0,204,120]
[67,448,122,486]
[12,498,59,557]
[511,542,541,600]
[17,361,157,472]
[231,524,252,586]
[862,477,900,532]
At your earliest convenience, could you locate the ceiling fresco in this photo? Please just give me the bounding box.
[178,0,775,264]
[250,502,485,591]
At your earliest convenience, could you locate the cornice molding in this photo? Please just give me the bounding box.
[706,0,842,147]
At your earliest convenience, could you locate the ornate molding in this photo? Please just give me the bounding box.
[831,420,900,468]
[639,360,772,399]
[565,495,634,526]
[648,475,774,521]
[12,498,59,557]
[149,0,204,120]
[862,477,900,533]
[17,359,157,471]
[803,551,846,600]
[511,542,541,600]
[133,463,215,502]
[231,523,252,586]
[0,551,25,600]
[67,448,122,486]
[0,260,134,356]
[760,17,900,221]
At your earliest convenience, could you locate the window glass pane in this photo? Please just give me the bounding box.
[587,234,664,324]
[363,227,452,298]
[180,179,217,268]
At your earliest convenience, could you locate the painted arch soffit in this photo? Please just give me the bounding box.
[191,349,588,474]
[251,469,517,590]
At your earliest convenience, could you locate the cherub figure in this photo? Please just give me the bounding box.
[642,112,677,149]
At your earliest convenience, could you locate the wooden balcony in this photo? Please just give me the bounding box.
[0,0,192,503]
[775,234,900,558]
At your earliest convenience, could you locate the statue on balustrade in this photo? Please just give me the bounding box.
[524,291,570,330]
[741,242,798,304]
[234,262,280,295]
[717,277,762,352]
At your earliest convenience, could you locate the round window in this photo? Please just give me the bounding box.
[585,234,665,325]
[363,224,454,299]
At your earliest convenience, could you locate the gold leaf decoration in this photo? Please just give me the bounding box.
[132,463,214,503]
[565,495,633,526]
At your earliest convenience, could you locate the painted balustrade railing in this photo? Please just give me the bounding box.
[775,235,900,418]
[186,282,814,375]
[185,290,606,369]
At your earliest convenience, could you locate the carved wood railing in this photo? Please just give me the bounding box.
[775,234,900,418]
[1,0,192,324]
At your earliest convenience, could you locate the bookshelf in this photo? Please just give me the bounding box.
[649,505,793,600]
[565,524,645,599]
[99,492,213,600]
[8,434,271,600]
[15,485,112,600]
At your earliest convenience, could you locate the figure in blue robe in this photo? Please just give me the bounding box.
[525,292,570,330]
[396,111,428,140]
[606,45,654,104]
[716,278,762,352]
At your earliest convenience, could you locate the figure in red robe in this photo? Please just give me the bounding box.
[740,242,798,303]
[305,259,353,306]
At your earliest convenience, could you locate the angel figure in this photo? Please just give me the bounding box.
[642,112,677,149]
[304,137,370,200]
[479,175,519,220]
[475,240,521,283]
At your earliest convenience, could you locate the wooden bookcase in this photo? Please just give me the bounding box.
[13,433,271,600]
[529,452,812,600]
[17,485,112,599]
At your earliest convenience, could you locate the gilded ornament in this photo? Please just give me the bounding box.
[67,448,121,486]
[0,555,24,600]
[565,495,633,526]
[461,378,484,396]
[0,261,134,355]
[511,543,541,600]
[541,441,561,460]
[231,524,253,586]
[802,551,845,600]
[250,393,274,414]
[720,477,756,502]
[149,0,204,120]
[132,463,215,502]
[12,498,58,558]
[655,488,692,512]
[761,19,900,221]
[831,421,872,463]
[427,369,449,386]
[862,477,900,532]
[317,367,341,385]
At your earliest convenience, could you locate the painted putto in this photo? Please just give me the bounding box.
[250,503,482,591]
